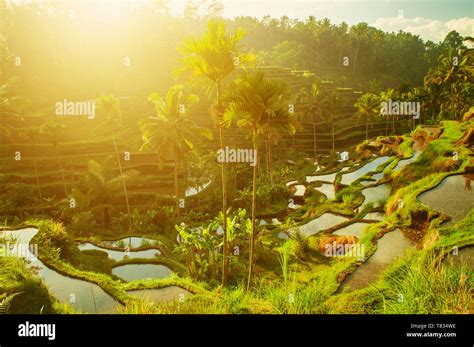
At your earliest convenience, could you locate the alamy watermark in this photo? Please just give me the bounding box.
[55,99,96,119]
[324,242,365,260]
[217,146,257,166]
[380,99,420,119]
[0,243,38,261]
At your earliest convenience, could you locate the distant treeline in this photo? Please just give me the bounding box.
[0,0,468,102]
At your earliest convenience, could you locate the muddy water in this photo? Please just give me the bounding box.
[340,156,390,185]
[78,242,161,261]
[393,151,421,171]
[112,264,172,282]
[339,229,414,292]
[417,174,474,223]
[333,223,368,238]
[127,286,192,303]
[361,183,391,209]
[102,237,157,249]
[294,185,306,197]
[299,213,349,238]
[363,212,385,221]
[314,183,336,200]
[1,228,120,313]
[307,172,338,184]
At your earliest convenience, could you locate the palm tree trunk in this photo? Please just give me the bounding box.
[219,125,228,286]
[55,146,68,197]
[33,158,43,214]
[265,136,270,173]
[216,82,228,287]
[32,139,43,214]
[247,130,258,291]
[112,136,132,231]
[332,123,335,152]
[174,157,180,218]
[312,116,317,162]
[353,39,359,73]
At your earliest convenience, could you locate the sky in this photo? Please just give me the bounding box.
[184,0,474,42]
[11,0,474,42]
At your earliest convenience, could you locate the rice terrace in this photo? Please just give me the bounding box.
[0,0,473,324]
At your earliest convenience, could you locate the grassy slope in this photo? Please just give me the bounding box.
[1,121,472,314]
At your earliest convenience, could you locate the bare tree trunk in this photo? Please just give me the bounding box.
[265,136,270,173]
[33,159,43,214]
[174,157,180,218]
[332,123,335,152]
[312,115,317,162]
[247,130,258,291]
[55,146,68,197]
[219,125,228,286]
[112,136,132,231]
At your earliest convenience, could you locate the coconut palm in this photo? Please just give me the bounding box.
[300,81,326,161]
[140,85,212,217]
[96,95,133,232]
[320,90,340,152]
[223,72,296,290]
[379,88,396,134]
[355,93,380,141]
[177,19,253,285]
[350,23,369,73]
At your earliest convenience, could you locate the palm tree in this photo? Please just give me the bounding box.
[223,72,296,290]
[350,23,368,73]
[300,81,326,161]
[320,91,340,152]
[379,88,396,135]
[140,85,212,217]
[177,19,254,286]
[355,93,380,141]
[96,95,133,232]
[0,78,21,140]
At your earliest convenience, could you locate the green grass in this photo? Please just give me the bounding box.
[380,251,472,314]
[0,257,69,314]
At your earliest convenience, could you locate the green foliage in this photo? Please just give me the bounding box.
[381,251,472,314]
[0,257,60,314]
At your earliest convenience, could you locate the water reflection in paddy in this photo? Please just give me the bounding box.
[299,213,349,238]
[340,156,390,185]
[112,264,172,282]
[1,228,120,313]
[418,174,474,223]
[78,242,161,261]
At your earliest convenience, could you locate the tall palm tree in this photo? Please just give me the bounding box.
[379,88,396,135]
[355,93,380,141]
[223,72,296,290]
[300,81,326,161]
[177,19,253,286]
[320,91,340,152]
[96,95,132,232]
[140,85,211,217]
[350,23,368,73]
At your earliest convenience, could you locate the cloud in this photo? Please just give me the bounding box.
[372,16,474,42]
